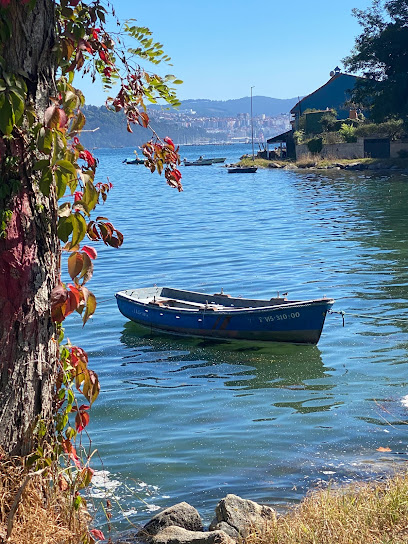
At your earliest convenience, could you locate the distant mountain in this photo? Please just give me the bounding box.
[80,105,210,149]
[151,96,299,117]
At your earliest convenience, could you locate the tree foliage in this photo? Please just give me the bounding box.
[344,0,408,123]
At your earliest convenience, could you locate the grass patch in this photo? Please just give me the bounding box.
[239,155,408,170]
[0,451,91,544]
[244,472,408,544]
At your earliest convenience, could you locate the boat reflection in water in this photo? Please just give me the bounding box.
[119,320,330,397]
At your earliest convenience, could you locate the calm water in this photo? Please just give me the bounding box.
[65,144,408,531]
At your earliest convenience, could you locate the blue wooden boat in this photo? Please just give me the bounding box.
[115,287,334,344]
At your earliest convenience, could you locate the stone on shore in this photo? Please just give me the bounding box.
[209,494,276,538]
[137,502,204,541]
[151,526,235,544]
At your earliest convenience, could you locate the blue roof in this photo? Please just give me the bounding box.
[290,73,360,118]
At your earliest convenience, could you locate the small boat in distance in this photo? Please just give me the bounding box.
[211,157,226,163]
[227,166,257,173]
[183,157,214,166]
[115,286,334,344]
[124,157,145,165]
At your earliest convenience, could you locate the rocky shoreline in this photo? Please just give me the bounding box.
[115,494,275,544]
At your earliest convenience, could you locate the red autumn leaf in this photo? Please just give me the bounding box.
[164,136,175,149]
[57,108,68,129]
[70,346,88,367]
[98,50,108,62]
[51,283,69,322]
[68,284,83,307]
[58,475,69,491]
[62,439,81,469]
[90,529,105,542]
[68,252,84,279]
[78,38,93,53]
[139,112,149,128]
[75,410,90,432]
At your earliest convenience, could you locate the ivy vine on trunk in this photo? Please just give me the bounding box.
[0,0,182,465]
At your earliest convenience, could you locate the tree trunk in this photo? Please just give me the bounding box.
[0,0,59,455]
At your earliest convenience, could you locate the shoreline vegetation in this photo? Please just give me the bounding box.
[239,155,408,172]
[244,470,408,544]
[2,460,408,543]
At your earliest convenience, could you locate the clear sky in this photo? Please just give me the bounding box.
[77,0,373,105]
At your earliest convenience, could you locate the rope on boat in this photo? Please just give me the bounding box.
[97,296,115,304]
[329,309,408,327]
[328,309,346,327]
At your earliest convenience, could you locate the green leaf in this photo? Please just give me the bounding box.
[82,180,98,212]
[54,169,68,199]
[37,127,53,154]
[34,159,50,171]
[71,212,87,247]
[9,90,25,127]
[57,215,74,243]
[0,94,14,135]
[56,159,77,176]
[69,111,86,135]
[39,169,53,197]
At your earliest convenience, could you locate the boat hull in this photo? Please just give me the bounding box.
[126,158,145,164]
[184,159,213,166]
[227,167,257,173]
[115,288,334,344]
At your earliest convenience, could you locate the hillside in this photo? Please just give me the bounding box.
[80,106,211,149]
[151,96,299,117]
[79,95,296,149]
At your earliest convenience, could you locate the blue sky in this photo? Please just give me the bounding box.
[77,0,373,105]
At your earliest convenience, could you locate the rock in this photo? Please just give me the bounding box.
[152,526,235,544]
[345,162,362,170]
[138,502,204,541]
[268,162,282,168]
[210,494,276,538]
[208,522,239,540]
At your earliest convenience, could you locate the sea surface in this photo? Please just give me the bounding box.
[64,144,408,532]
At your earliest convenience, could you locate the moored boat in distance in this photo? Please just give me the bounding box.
[115,286,334,344]
[124,157,145,164]
[183,157,214,166]
[227,166,257,173]
[211,157,226,163]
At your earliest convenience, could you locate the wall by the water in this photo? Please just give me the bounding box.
[296,140,364,159]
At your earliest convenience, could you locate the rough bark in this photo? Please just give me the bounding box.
[0,0,59,455]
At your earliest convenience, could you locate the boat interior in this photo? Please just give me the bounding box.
[120,286,294,311]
